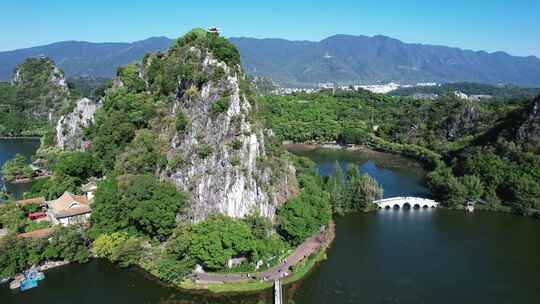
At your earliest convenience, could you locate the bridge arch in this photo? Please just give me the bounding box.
[373,197,439,210]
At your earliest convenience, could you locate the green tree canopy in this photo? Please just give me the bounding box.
[90,174,185,240]
[167,214,256,270]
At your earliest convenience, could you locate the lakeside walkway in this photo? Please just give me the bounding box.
[195,228,327,284]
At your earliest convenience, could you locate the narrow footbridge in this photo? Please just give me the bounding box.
[274,279,282,304]
[374,197,439,209]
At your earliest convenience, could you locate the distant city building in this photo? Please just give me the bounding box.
[272,81,443,96]
[355,82,402,94]
[452,91,492,101]
[318,83,335,89]
[453,91,469,100]
[415,82,440,87]
[469,94,492,101]
[412,93,439,100]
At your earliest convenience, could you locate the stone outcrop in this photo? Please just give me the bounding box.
[518,96,540,152]
[56,97,101,150]
[141,35,296,221]
[442,102,479,140]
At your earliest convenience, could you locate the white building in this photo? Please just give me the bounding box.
[47,192,92,226]
[81,180,98,201]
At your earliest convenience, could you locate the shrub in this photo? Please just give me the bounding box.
[168,153,185,169]
[211,97,230,116]
[230,156,241,167]
[118,64,146,93]
[185,85,199,98]
[197,144,213,159]
[211,66,226,82]
[231,139,242,150]
[93,232,142,267]
[167,214,256,270]
[175,111,190,132]
[23,221,51,233]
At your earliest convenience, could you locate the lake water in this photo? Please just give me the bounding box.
[1,144,539,303]
[0,138,41,199]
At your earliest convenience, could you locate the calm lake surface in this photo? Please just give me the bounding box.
[1,144,539,303]
[0,138,41,199]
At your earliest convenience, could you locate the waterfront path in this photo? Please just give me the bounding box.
[195,228,327,284]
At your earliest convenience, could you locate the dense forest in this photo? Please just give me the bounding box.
[261,90,540,214]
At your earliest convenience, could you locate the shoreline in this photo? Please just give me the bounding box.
[0,260,70,286]
[0,137,41,140]
[8,175,51,185]
[179,219,336,293]
[284,141,439,164]
[285,142,540,218]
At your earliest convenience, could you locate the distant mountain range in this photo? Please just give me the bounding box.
[0,37,173,81]
[2,35,540,87]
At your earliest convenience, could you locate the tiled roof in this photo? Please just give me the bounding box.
[16,197,46,206]
[49,192,89,214]
[55,205,92,218]
[17,227,54,239]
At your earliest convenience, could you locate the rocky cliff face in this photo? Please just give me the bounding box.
[56,97,101,150]
[166,55,293,220]
[442,102,480,140]
[518,96,540,152]
[138,31,296,221]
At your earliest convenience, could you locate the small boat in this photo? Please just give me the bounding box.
[8,274,24,290]
[9,279,21,290]
[20,278,38,291]
[8,269,45,291]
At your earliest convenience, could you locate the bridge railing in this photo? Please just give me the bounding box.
[373,196,438,206]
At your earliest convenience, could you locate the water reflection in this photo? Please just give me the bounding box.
[0,138,40,200]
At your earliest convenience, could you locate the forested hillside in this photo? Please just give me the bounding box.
[0,58,71,137]
[261,90,540,214]
[232,35,540,87]
[2,34,540,87]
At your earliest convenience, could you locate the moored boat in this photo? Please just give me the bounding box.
[7,269,46,291]
[8,274,24,290]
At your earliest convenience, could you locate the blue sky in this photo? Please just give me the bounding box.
[1,0,539,57]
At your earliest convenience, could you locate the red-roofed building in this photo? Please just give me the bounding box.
[47,192,92,226]
[16,197,46,208]
[17,227,55,239]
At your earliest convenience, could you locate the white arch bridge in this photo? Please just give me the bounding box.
[374,197,439,209]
